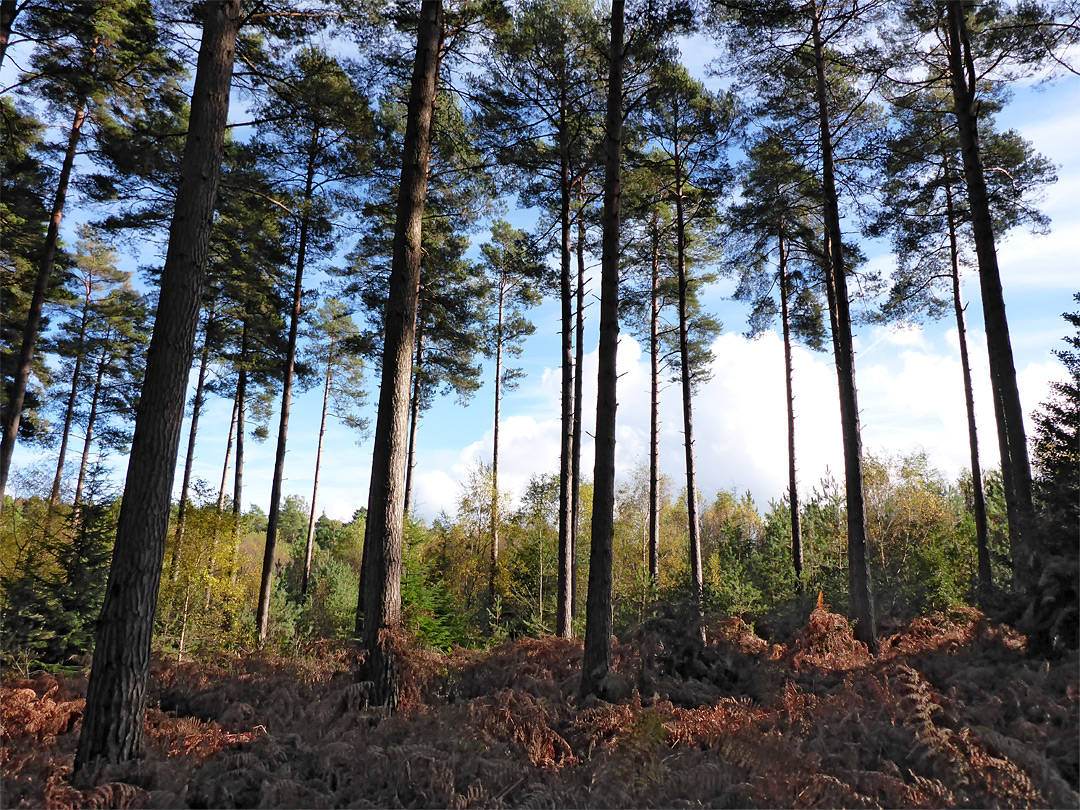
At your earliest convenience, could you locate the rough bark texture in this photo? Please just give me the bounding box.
[257,140,317,641]
[358,0,442,709]
[944,172,991,587]
[778,233,804,580]
[0,0,16,67]
[73,0,240,775]
[1,101,86,506]
[945,0,1033,588]
[810,2,877,654]
[582,0,623,700]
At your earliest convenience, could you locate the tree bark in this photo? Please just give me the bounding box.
[778,231,803,581]
[303,336,334,596]
[571,201,587,620]
[403,324,424,516]
[0,0,17,68]
[810,1,877,653]
[233,320,248,521]
[943,169,991,587]
[944,0,1033,589]
[582,0,623,700]
[50,284,93,506]
[1,100,87,506]
[648,219,661,588]
[556,97,575,639]
[358,0,442,709]
[74,0,240,775]
[672,123,704,618]
[490,276,505,606]
[257,129,318,641]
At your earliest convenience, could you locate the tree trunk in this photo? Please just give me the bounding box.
[217,392,238,512]
[303,339,334,596]
[50,289,93,506]
[1,100,87,506]
[673,131,704,619]
[358,0,442,709]
[403,324,424,516]
[0,0,17,68]
[582,0,623,700]
[944,169,991,587]
[556,98,575,639]
[171,320,213,582]
[810,1,876,653]
[73,345,108,519]
[74,0,240,775]
[648,219,661,588]
[490,277,504,607]
[571,201,587,620]
[233,320,248,522]
[778,230,804,581]
[945,0,1033,589]
[257,130,318,642]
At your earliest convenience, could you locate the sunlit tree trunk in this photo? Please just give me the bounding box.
[778,231,803,581]
[73,345,109,521]
[51,282,93,506]
[943,167,991,586]
[217,393,238,512]
[556,95,575,639]
[490,277,505,606]
[74,1,240,773]
[303,335,335,596]
[582,0,623,699]
[944,0,1033,588]
[358,0,442,709]
[571,202,587,621]
[257,131,318,641]
[648,220,661,587]
[810,0,876,652]
[403,324,424,516]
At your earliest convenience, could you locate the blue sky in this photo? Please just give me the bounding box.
[4,27,1077,527]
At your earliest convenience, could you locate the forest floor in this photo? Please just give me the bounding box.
[2,604,1078,809]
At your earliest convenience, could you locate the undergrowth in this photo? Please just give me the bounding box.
[2,608,1077,808]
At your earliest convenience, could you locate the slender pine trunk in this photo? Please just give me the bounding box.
[217,392,238,512]
[582,0,623,699]
[171,321,213,581]
[571,199,587,621]
[810,1,876,653]
[73,346,109,519]
[944,0,1033,589]
[649,219,661,588]
[556,100,575,639]
[51,292,92,506]
[0,0,17,68]
[403,325,424,516]
[1,101,87,506]
[257,134,318,641]
[943,169,991,586]
[778,231,803,581]
[490,277,504,607]
[358,0,442,709]
[303,339,334,596]
[74,1,240,773]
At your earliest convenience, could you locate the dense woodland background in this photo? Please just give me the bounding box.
[1,0,1078,807]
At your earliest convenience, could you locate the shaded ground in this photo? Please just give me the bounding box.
[2,605,1077,808]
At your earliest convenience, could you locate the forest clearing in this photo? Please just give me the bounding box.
[2,0,1079,805]
[4,604,1078,809]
